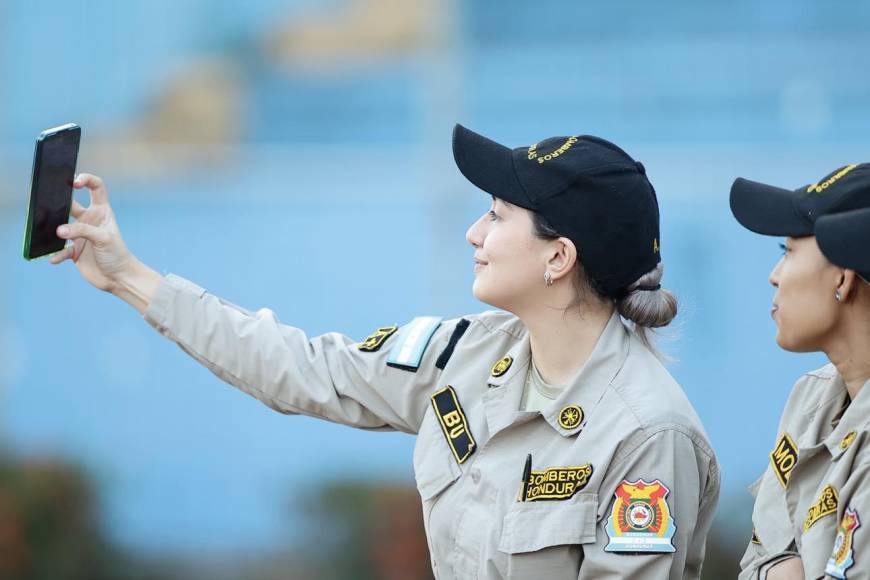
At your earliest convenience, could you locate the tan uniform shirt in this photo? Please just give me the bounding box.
[740,364,870,580]
[142,273,720,579]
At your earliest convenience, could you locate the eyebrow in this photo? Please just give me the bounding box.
[491,195,513,210]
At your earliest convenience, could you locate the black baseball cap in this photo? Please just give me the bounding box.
[730,163,870,280]
[452,124,661,297]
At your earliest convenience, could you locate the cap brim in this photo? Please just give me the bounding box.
[730,177,813,237]
[815,207,870,280]
[452,124,530,209]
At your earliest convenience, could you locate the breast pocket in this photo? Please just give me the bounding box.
[413,409,462,501]
[498,493,598,580]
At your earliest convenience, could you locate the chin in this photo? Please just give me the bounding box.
[774,330,816,354]
[472,281,506,310]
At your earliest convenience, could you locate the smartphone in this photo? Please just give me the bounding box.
[22,123,82,261]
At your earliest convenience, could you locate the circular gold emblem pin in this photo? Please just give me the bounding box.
[558,405,584,430]
[840,430,857,450]
[491,356,513,377]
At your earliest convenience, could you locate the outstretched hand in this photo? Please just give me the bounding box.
[51,173,137,293]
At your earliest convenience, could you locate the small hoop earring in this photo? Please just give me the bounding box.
[836,291,842,302]
[544,272,553,287]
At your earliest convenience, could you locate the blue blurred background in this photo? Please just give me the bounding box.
[2,1,869,577]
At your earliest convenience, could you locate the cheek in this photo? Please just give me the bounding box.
[776,269,837,348]
[474,231,542,300]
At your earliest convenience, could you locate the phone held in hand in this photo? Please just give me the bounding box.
[22,123,81,261]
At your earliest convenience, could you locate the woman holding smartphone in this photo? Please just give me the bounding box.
[731,165,870,580]
[51,125,719,579]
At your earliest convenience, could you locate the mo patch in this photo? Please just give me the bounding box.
[769,432,798,488]
[431,386,476,464]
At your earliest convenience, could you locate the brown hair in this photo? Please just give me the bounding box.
[531,211,677,352]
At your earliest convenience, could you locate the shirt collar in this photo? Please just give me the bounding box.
[483,310,630,438]
[481,333,532,437]
[541,310,631,437]
[824,375,870,458]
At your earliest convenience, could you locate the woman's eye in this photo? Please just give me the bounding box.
[488,210,499,221]
[779,243,789,256]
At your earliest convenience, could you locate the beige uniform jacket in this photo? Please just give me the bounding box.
[740,364,870,580]
[142,273,720,579]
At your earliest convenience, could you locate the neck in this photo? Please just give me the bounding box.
[824,309,870,400]
[521,300,615,385]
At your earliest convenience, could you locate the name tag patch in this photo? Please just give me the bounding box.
[805,485,839,532]
[605,479,676,554]
[431,385,475,464]
[524,465,593,501]
[769,432,798,488]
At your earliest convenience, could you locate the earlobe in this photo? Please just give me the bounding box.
[546,237,577,281]
[837,270,856,302]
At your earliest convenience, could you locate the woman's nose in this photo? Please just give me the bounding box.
[466,215,485,248]
[769,259,782,288]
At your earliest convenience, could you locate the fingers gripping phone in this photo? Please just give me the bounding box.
[22,123,81,261]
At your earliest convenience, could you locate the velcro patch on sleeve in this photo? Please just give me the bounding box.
[387,316,442,372]
[605,479,676,554]
[431,385,475,464]
[769,432,798,488]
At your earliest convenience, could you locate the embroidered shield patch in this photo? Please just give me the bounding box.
[605,479,676,553]
[826,507,860,579]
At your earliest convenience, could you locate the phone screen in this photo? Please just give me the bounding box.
[25,125,81,259]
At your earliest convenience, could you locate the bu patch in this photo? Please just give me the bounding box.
[358,325,398,352]
[491,356,513,377]
[431,386,475,464]
[558,405,584,430]
[805,485,838,532]
[825,507,860,579]
[769,432,798,488]
[524,465,593,501]
[605,479,676,553]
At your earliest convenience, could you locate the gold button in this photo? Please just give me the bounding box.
[840,430,857,450]
[558,405,584,430]
[491,356,513,377]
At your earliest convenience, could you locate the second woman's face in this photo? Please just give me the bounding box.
[465,198,552,312]
[769,236,842,352]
